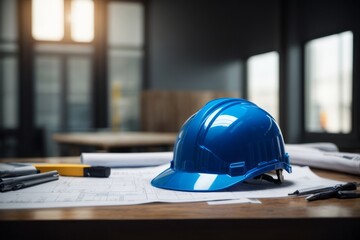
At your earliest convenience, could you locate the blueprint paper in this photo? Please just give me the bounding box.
[0,165,343,209]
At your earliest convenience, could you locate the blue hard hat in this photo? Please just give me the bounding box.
[151,98,291,191]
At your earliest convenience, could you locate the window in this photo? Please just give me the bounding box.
[31,0,95,155]
[32,0,94,42]
[305,31,353,133]
[247,51,279,122]
[108,2,144,131]
[1,0,146,157]
[34,44,93,155]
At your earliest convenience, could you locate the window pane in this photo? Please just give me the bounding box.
[0,0,18,41]
[67,57,92,129]
[107,1,144,131]
[247,51,279,122]
[35,56,62,128]
[305,31,353,133]
[32,0,64,41]
[108,50,142,130]
[0,57,18,128]
[71,0,94,42]
[108,2,144,47]
[0,43,17,52]
[35,56,62,156]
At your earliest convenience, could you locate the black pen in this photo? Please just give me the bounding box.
[306,190,360,201]
[305,189,338,201]
[288,185,334,196]
[289,182,358,196]
[0,170,59,192]
[306,183,360,201]
[337,190,360,199]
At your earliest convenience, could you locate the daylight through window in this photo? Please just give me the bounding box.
[305,31,353,133]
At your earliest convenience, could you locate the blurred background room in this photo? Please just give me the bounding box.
[0,0,359,158]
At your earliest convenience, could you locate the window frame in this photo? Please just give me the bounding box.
[301,30,359,150]
[304,31,353,134]
[3,0,147,157]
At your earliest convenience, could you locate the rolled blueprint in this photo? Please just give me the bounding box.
[286,145,360,175]
[81,143,360,175]
[81,152,173,167]
[286,142,339,152]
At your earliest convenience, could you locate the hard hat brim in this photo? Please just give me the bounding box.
[151,167,251,192]
[151,162,292,192]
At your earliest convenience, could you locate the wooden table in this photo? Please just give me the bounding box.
[1,157,360,239]
[52,131,178,154]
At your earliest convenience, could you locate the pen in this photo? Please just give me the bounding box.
[305,189,338,201]
[289,182,358,196]
[337,190,360,199]
[306,190,360,201]
[32,163,111,178]
[0,170,59,192]
[288,185,334,196]
[305,183,360,201]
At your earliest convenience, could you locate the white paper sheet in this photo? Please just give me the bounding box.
[0,165,343,209]
[207,198,262,205]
